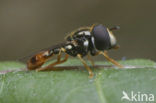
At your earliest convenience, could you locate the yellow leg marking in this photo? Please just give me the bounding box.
[100,51,123,68]
[36,48,68,71]
[77,54,93,78]
[87,54,95,67]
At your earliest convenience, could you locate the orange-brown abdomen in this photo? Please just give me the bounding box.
[27,51,53,70]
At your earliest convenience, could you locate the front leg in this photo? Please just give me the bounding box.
[99,51,123,68]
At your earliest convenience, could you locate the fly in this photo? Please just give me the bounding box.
[27,24,123,78]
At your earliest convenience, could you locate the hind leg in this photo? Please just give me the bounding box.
[36,48,69,71]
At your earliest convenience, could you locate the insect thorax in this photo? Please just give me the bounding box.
[64,30,94,57]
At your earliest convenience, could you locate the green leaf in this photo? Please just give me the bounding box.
[0,59,156,103]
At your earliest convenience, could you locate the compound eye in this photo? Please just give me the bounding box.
[92,24,111,50]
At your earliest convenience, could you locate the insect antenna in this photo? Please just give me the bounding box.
[109,26,120,31]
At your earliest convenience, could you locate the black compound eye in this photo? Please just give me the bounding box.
[92,24,111,50]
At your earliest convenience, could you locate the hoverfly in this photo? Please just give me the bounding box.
[27,24,123,78]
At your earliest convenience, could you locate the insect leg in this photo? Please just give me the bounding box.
[52,48,69,64]
[36,48,68,71]
[100,51,123,68]
[54,48,69,65]
[77,54,93,78]
[87,54,95,67]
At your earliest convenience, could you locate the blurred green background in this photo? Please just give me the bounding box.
[0,0,156,61]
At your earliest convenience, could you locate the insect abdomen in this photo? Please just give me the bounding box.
[27,50,54,70]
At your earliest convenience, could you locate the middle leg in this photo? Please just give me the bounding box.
[77,54,94,78]
[87,54,95,67]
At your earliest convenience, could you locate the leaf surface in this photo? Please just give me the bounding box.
[0,59,156,103]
